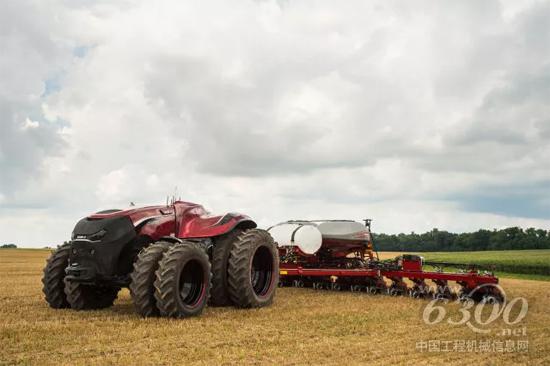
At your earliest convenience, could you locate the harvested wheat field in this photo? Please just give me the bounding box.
[1,249,549,365]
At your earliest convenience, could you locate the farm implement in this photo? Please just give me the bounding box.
[270,220,504,303]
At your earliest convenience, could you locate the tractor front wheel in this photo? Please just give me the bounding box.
[154,242,211,318]
[130,241,171,317]
[42,244,71,309]
[64,281,120,310]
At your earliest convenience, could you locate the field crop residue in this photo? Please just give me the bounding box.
[1,249,549,365]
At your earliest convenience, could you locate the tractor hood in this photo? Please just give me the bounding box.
[84,201,257,240]
[72,215,136,243]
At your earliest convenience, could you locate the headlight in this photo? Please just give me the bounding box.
[88,229,107,241]
[72,229,107,241]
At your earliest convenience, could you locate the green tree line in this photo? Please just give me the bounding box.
[373,227,550,252]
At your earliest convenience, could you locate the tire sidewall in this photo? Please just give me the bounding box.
[210,229,242,306]
[173,250,210,316]
[246,233,279,306]
[42,245,71,308]
[130,242,170,317]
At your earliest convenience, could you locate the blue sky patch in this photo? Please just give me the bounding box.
[73,45,90,58]
[43,75,63,97]
[456,182,550,219]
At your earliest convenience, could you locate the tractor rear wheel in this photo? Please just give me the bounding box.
[130,241,171,317]
[210,229,242,306]
[42,244,71,309]
[154,242,211,318]
[64,281,120,310]
[227,229,279,308]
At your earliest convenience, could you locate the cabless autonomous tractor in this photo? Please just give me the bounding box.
[42,201,279,317]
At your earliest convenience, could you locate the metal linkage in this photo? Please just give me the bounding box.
[279,260,504,303]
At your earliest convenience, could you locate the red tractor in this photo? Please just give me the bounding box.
[42,201,279,317]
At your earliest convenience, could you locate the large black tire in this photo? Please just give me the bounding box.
[64,280,120,310]
[129,241,171,317]
[227,229,279,308]
[42,244,71,309]
[210,229,242,306]
[154,242,211,318]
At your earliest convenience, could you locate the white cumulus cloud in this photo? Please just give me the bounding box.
[1,0,549,247]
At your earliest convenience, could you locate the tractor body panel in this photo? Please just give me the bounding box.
[88,201,256,239]
[66,215,136,283]
[65,201,256,286]
[177,212,256,238]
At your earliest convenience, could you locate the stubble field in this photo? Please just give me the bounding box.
[1,249,549,365]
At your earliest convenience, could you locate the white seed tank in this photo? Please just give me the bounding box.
[268,220,370,255]
[268,223,323,255]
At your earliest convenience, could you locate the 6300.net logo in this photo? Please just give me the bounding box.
[422,284,528,334]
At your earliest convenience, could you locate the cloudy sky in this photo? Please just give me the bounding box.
[1,0,550,247]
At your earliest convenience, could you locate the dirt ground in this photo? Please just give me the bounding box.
[1,249,549,365]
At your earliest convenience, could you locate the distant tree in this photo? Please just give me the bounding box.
[372,226,550,252]
[1,244,17,249]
